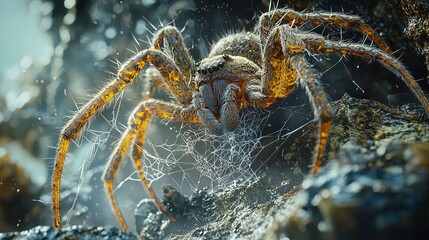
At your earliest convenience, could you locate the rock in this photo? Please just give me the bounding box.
[0,225,138,240]
[135,181,300,239]
[133,96,429,239]
[385,0,429,75]
[270,141,429,240]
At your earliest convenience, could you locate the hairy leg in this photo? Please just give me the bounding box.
[292,56,333,174]
[258,8,393,56]
[244,78,266,107]
[282,25,429,115]
[259,25,332,174]
[152,26,196,90]
[103,99,198,231]
[143,26,195,97]
[259,24,298,107]
[260,24,428,174]
[52,49,192,229]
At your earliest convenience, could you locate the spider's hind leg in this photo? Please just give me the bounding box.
[260,24,334,174]
[298,29,429,115]
[292,56,333,175]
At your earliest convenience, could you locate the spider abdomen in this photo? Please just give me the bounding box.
[209,32,262,66]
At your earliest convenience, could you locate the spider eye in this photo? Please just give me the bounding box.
[213,66,219,71]
[201,69,207,75]
[222,54,229,60]
[218,62,224,68]
[208,67,214,73]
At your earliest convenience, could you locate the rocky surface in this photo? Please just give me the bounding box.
[268,141,429,240]
[385,0,429,75]
[0,226,138,240]
[131,95,429,239]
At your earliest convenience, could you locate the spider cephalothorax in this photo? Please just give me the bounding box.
[52,8,429,231]
[193,53,262,133]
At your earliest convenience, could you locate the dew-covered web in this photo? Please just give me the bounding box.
[124,103,310,195]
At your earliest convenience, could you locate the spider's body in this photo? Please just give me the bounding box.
[52,8,429,231]
[195,52,262,132]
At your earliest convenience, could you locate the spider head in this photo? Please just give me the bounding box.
[194,54,260,87]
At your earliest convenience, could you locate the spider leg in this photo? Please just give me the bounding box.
[292,55,333,174]
[259,24,428,174]
[259,26,300,107]
[259,8,393,56]
[258,25,333,174]
[103,99,198,231]
[290,27,429,115]
[53,49,193,229]
[152,26,196,91]
[244,77,267,107]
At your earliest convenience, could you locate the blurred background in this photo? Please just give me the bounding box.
[0,0,427,234]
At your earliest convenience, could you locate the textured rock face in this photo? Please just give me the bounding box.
[129,95,429,239]
[0,226,138,240]
[385,0,429,74]
[269,141,429,240]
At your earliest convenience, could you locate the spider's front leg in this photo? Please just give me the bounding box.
[152,26,194,84]
[259,8,394,56]
[52,48,193,229]
[146,26,197,93]
[103,99,199,231]
[287,26,429,114]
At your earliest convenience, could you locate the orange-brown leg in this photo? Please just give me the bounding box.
[53,80,127,229]
[262,24,428,175]
[300,33,429,116]
[291,55,333,175]
[52,48,192,229]
[102,99,199,231]
[259,8,393,56]
[152,26,194,86]
[144,26,197,95]
[259,24,333,174]
[265,24,429,116]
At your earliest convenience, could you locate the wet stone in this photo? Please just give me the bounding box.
[134,199,163,239]
[0,225,138,240]
[269,141,429,240]
[132,96,429,239]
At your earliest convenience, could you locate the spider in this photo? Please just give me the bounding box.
[52,8,429,231]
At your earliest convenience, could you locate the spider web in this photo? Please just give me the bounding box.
[122,102,310,195]
[62,84,310,227]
